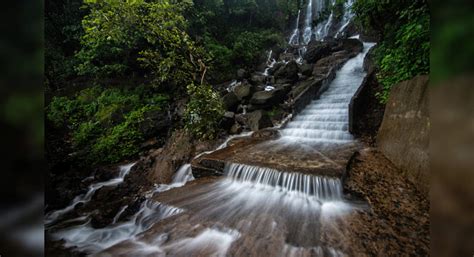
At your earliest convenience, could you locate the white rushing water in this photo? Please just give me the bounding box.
[52,201,183,254]
[225,163,342,200]
[45,163,135,225]
[288,10,301,45]
[280,42,375,145]
[335,0,356,38]
[47,41,374,256]
[47,3,370,254]
[302,0,314,44]
[47,129,258,255]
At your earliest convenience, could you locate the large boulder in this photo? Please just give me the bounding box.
[249,84,290,108]
[237,110,273,131]
[222,92,240,111]
[304,40,335,63]
[312,51,350,77]
[289,80,314,99]
[237,68,249,80]
[377,75,429,194]
[274,60,299,82]
[341,38,363,57]
[250,73,267,86]
[267,62,285,76]
[299,63,313,77]
[233,82,252,100]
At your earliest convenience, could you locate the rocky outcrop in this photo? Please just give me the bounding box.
[377,75,430,194]
[274,60,299,82]
[236,110,273,132]
[304,40,334,63]
[139,109,170,139]
[233,82,252,100]
[222,92,239,111]
[349,71,385,144]
[304,38,363,64]
[341,38,364,57]
[217,38,364,138]
[146,130,196,184]
[249,84,291,108]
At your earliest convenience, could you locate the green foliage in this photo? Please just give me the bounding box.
[353,0,430,103]
[332,0,346,20]
[45,0,86,90]
[188,0,294,82]
[77,0,205,91]
[232,30,284,68]
[47,86,168,163]
[202,35,234,82]
[184,83,224,139]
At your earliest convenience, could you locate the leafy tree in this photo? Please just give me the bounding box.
[45,0,86,90]
[184,83,224,139]
[353,0,430,103]
[77,0,206,92]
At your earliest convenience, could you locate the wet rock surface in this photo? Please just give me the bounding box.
[192,135,359,178]
[349,71,385,144]
[341,148,430,256]
[217,38,364,138]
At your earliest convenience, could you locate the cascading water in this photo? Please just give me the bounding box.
[225,163,343,200]
[51,201,183,253]
[46,130,258,255]
[302,0,314,44]
[335,0,356,38]
[280,42,375,145]
[45,163,135,225]
[288,10,301,45]
[47,2,374,254]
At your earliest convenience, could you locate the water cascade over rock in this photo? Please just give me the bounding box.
[303,0,314,44]
[46,2,377,256]
[85,42,376,257]
[280,42,375,145]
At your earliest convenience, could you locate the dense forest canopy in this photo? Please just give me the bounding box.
[45,0,430,165]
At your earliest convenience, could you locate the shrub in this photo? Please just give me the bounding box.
[184,83,224,139]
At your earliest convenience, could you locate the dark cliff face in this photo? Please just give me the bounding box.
[349,45,385,144]
[349,71,385,144]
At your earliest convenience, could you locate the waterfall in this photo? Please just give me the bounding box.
[45,163,135,225]
[302,0,314,44]
[225,163,343,200]
[51,201,183,254]
[47,2,376,254]
[288,10,301,45]
[280,42,376,145]
[336,0,355,38]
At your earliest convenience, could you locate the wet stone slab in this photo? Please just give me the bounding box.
[191,133,360,178]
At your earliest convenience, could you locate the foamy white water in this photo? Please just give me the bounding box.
[52,201,183,254]
[45,163,135,225]
[280,42,375,145]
